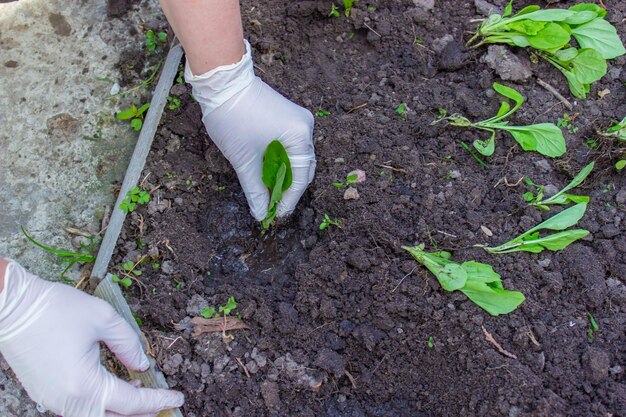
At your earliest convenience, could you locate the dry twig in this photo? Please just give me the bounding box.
[482,325,517,359]
[537,78,573,111]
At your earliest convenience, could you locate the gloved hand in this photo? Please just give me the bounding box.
[0,260,184,417]
[186,40,316,221]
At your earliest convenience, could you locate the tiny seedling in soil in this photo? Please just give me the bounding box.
[261,140,293,229]
[201,296,238,319]
[145,30,167,52]
[319,214,342,230]
[112,274,133,289]
[343,0,357,17]
[403,244,525,316]
[120,186,151,213]
[587,313,599,342]
[466,2,625,98]
[478,202,589,254]
[21,226,96,281]
[557,113,579,134]
[396,102,407,120]
[332,173,358,188]
[116,103,150,131]
[167,96,181,110]
[523,162,594,210]
[616,160,626,171]
[315,108,331,117]
[599,116,626,141]
[328,4,340,17]
[433,83,566,158]
[585,139,599,150]
[427,336,434,349]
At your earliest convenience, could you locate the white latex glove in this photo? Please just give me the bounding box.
[0,260,184,417]
[186,40,316,221]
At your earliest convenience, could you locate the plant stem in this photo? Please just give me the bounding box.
[460,142,489,169]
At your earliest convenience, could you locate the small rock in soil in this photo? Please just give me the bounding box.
[346,247,371,271]
[482,45,533,81]
[260,381,281,410]
[534,159,553,173]
[412,0,434,11]
[315,348,347,377]
[186,294,208,316]
[438,40,469,71]
[251,347,267,368]
[162,353,183,375]
[432,34,454,53]
[583,347,610,384]
[601,224,621,239]
[474,0,498,16]
[343,187,360,200]
[544,184,559,197]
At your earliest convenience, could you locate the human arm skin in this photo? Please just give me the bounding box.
[0,257,7,293]
[159,0,244,74]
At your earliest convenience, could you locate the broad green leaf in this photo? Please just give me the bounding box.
[512,5,541,18]
[473,129,496,157]
[564,10,599,26]
[262,140,293,192]
[507,9,575,24]
[504,123,566,158]
[130,119,142,131]
[461,261,501,284]
[137,102,151,115]
[616,160,626,170]
[491,229,589,253]
[461,281,525,316]
[527,22,571,51]
[571,49,607,84]
[561,68,589,99]
[495,101,511,118]
[525,202,587,236]
[116,106,137,120]
[503,0,513,17]
[571,18,626,60]
[542,193,589,205]
[492,82,524,109]
[438,264,467,291]
[506,19,546,35]
[261,162,286,228]
[542,161,594,204]
[568,3,607,19]
[554,47,578,62]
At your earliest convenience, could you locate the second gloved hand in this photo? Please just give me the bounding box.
[186,40,316,221]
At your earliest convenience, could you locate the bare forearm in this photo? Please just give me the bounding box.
[0,257,7,293]
[159,0,245,75]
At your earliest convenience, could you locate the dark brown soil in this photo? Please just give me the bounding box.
[112,1,626,416]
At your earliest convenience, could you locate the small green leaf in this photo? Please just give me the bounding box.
[137,103,151,116]
[157,31,167,42]
[262,140,292,192]
[201,306,217,319]
[473,129,496,157]
[504,123,566,158]
[130,118,143,131]
[526,22,571,51]
[571,18,626,60]
[616,160,626,171]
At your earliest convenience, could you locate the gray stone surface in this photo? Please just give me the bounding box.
[0,0,164,414]
[482,45,533,81]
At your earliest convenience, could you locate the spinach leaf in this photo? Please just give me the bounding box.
[503,123,567,158]
[261,140,292,229]
[571,18,626,60]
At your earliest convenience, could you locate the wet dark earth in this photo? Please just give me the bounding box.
[109,0,626,416]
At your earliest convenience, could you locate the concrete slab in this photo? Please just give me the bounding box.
[0,0,166,414]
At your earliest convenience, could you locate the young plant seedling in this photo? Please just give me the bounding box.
[116,103,150,131]
[329,4,340,17]
[261,140,293,229]
[21,226,96,281]
[426,336,434,349]
[557,113,579,134]
[145,29,168,52]
[478,203,589,254]
[403,244,525,316]
[315,108,331,117]
[343,0,357,17]
[433,83,566,158]
[119,186,151,213]
[319,214,342,230]
[523,162,594,210]
[112,274,133,289]
[599,117,626,141]
[616,160,626,172]
[396,102,407,120]
[332,173,358,188]
[167,96,181,110]
[587,313,599,342]
[467,2,625,99]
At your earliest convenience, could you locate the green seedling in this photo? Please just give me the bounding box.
[427,336,434,349]
[343,0,357,17]
[319,214,342,230]
[414,38,424,46]
[132,312,143,327]
[403,244,525,316]
[145,30,167,52]
[616,160,626,171]
[396,102,407,120]
[112,274,133,289]
[600,117,626,141]
[467,2,625,99]
[120,186,151,213]
[434,83,566,158]
[585,139,599,150]
[167,96,181,110]
[315,108,331,117]
[332,173,358,188]
[587,313,599,341]
[201,296,238,319]
[523,162,594,210]
[20,226,96,281]
[261,140,293,229]
[201,306,218,319]
[478,202,589,254]
[557,113,579,134]
[116,103,150,131]
[329,4,340,17]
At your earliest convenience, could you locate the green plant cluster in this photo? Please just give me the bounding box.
[120,186,151,214]
[468,2,625,98]
[201,296,238,319]
[116,103,150,131]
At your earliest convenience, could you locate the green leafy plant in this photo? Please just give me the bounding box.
[557,113,579,134]
[587,313,599,341]
[116,103,150,131]
[343,0,357,17]
[201,306,218,319]
[467,2,625,98]
[396,102,407,120]
[434,83,566,158]
[332,173,358,188]
[112,274,133,289]
[600,116,626,141]
[261,140,293,229]
[403,244,525,316]
[20,226,96,280]
[616,160,626,171]
[315,108,331,117]
[319,214,342,230]
[329,4,340,17]
[145,30,167,52]
[120,186,151,213]
[167,96,181,110]
[201,296,238,319]
[478,203,589,254]
[523,162,594,210]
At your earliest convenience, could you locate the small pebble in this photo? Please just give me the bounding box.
[344,187,360,200]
